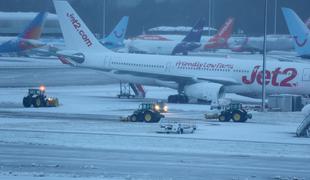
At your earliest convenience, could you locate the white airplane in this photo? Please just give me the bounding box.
[128,18,205,55]
[229,14,310,54]
[128,18,234,55]
[229,35,294,53]
[54,0,310,105]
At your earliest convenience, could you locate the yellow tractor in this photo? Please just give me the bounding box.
[128,103,165,123]
[23,86,59,108]
[218,103,252,122]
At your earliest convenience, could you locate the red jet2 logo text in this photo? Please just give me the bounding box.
[242,66,297,87]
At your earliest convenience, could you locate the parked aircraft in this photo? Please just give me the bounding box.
[229,35,294,53]
[54,0,310,105]
[129,18,234,55]
[128,18,205,55]
[0,12,47,54]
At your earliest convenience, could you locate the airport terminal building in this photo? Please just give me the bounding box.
[0,12,61,37]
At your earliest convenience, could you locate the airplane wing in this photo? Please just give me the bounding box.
[113,69,240,86]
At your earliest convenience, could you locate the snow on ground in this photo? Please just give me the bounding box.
[0,173,123,180]
[0,55,310,162]
[0,85,309,159]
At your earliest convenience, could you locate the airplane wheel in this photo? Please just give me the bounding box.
[168,95,188,104]
[168,95,176,103]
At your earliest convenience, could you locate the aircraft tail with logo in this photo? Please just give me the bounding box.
[282,8,310,58]
[102,16,129,49]
[18,12,47,40]
[0,12,47,53]
[53,0,110,52]
[172,18,205,55]
[204,17,234,50]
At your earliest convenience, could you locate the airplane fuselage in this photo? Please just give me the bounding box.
[76,52,310,97]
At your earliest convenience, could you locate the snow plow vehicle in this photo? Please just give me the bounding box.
[205,103,252,122]
[22,86,59,108]
[218,103,252,122]
[126,103,165,123]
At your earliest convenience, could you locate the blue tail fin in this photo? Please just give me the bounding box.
[103,16,129,47]
[18,12,48,40]
[182,18,205,42]
[282,8,310,58]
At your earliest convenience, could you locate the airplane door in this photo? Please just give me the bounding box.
[165,62,172,72]
[103,55,111,68]
[302,68,310,81]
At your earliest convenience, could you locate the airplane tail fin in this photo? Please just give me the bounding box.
[282,8,310,57]
[209,17,234,43]
[53,0,110,52]
[18,12,48,40]
[182,18,205,42]
[104,16,129,45]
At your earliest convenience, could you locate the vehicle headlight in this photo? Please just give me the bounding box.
[155,105,160,111]
[163,106,168,112]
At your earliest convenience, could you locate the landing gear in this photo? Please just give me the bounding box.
[168,94,189,104]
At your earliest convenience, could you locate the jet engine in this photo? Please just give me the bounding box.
[184,82,224,102]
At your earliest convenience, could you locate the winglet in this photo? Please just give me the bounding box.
[18,12,48,40]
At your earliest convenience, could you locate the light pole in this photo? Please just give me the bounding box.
[274,0,277,34]
[262,0,268,112]
[208,0,212,36]
[103,0,106,38]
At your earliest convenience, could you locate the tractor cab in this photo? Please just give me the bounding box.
[129,103,165,123]
[138,103,155,111]
[28,88,45,96]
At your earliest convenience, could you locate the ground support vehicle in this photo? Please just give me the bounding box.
[296,113,310,137]
[126,103,165,123]
[205,103,252,122]
[23,86,59,108]
[158,122,196,134]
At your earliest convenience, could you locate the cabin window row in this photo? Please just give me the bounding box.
[177,67,232,72]
[111,61,165,69]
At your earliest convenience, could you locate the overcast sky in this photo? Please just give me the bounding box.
[0,0,309,36]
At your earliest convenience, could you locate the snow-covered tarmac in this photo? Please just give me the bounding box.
[0,56,309,180]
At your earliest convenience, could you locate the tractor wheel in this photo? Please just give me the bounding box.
[232,110,246,122]
[22,96,32,108]
[32,96,42,108]
[143,111,155,123]
[130,114,138,122]
[218,113,230,122]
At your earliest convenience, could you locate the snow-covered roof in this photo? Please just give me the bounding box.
[0,12,58,20]
[148,26,217,32]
